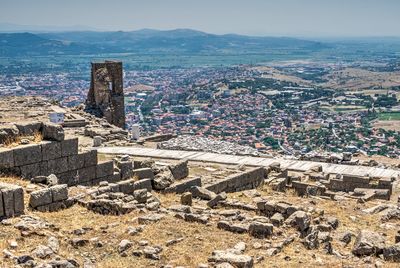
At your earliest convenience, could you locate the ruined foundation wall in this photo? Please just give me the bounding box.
[0,139,120,187]
[206,167,265,193]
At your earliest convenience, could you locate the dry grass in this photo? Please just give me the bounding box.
[3,131,43,148]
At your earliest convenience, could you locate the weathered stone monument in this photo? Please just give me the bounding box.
[86,60,126,129]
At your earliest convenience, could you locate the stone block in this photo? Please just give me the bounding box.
[20,162,41,179]
[0,184,23,218]
[134,179,152,191]
[117,161,133,180]
[68,153,85,170]
[117,179,135,194]
[15,121,42,136]
[57,170,79,186]
[41,141,61,161]
[29,188,53,208]
[104,172,122,183]
[13,187,24,215]
[169,160,189,180]
[61,137,78,157]
[13,144,42,166]
[51,184,68,202]
[83,150,97,167]
[78,166,96,183]
[109,183,120,193]
[249,222,274,238]
[164,177,202,194]
[0,148,14,168]
[96,161,114,178]
[132,168,154,180]
[1,187,15,217]
[47,157,69,174]
[42,123,64,141]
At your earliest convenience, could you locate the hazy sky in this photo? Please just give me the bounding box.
[1,0,400,37]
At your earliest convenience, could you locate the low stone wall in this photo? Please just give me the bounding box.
[29,184,75,212]
[164,177,202,194]
[206,167,265,194]
[322,174,393,195]
[0,183,24,218]
[269,168,394,201]
[0,138,120,186]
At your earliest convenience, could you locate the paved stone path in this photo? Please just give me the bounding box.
[98,147,400,178]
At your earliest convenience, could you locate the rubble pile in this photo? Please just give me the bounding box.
[266,163,395,202]
[158,135,260,156]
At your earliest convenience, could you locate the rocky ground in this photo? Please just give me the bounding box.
[1,158,400,268]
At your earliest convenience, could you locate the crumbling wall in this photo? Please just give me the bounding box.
[86,60,126,129]
[206,167,265,193]
[29,184,76,212]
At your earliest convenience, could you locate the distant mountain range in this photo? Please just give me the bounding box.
[0,28,326,57]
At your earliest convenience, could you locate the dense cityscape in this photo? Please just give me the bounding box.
[1,63,399,158]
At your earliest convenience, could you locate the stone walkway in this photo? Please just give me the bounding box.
[97,147,400,178]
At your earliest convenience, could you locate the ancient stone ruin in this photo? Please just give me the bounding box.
[85,60,126,129]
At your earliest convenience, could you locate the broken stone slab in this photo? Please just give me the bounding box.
[285,211,310,232]
[184,213,209,224]
[134,178,153,192]
[153,168,174,190]
[208,250,253,268]
[42,123,65,141]
[28,188,50,208]
[248,221,273,238]
[96,160,114,178]
[270,213,285,227]
[180,192,192,206]
[207,192,227,208]
[164,177,202,194]
[51,184,68,202]
[352,230,386,256]
[132,168,154,180]
[116,160,133,180]
[191,186,217,200]
[168,160,189,180]
[138,213,164,224]
[219,200,257,211]
[217,221,248,234]
[133,189,148,203]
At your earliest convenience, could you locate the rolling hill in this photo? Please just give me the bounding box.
[0,29,326,56]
